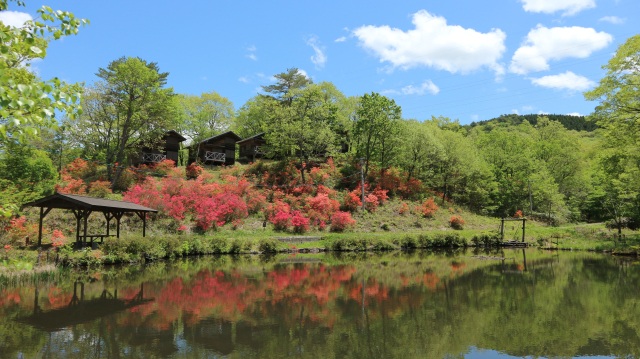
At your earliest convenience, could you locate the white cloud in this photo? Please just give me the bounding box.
[353,10,506,75]
[401,80,440,95]
[238,76,250,84]
[599,16,625,24]
[510,25,612,74]
[245,45,258,61]
[566,112,582,116]
[530,71,595,91]
[306,36,327,69]
[470,114,479,121]
[520,0,595,16]
[0,10,32,27]
[382,80,440,96]
[335,36,347,43]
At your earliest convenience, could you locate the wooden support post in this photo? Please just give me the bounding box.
[522,218,526,242]
[114,212,123,238]
[36,207,52,247]
[72,210,81,243]
[83,210,89,246]
[500,218,505,241]
[38,207,44,246]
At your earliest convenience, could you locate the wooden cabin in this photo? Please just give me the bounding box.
[133,130,186,166]
[188,131,241,166]
[237,132,266,163]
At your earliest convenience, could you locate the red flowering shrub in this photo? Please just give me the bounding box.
[290,211,310,233]
[449,215,465,230]
[51,229,66,248]
[513,210,524,218]
[330,211,356,232]
[372,187,388,205]
[186,163,203,179]
[3,216,37,246]
[55,177,87,195]
[398,178,423,199]
[153,159,176,176]
[365,194,379,212]
[271,211,291,231]
[88,180,113,198]
[306,193,340,226]
[398,202,410,215]
[343,191,362,212]
[420,198,439,218]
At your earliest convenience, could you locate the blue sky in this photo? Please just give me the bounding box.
[2,0,639,124]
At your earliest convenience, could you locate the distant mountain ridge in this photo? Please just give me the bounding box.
[467,114,597,132]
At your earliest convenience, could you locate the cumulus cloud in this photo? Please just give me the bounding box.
[383,80,440,96]
[306,36,327,69]
[599,16,625,24]
[335,36,347,43]
[402,80,440,95]
[0,10,32,27]
[566,112,582,116]
[510,25,612,74]
[353,10,506,75]
[530,71,595,91]
[520,0,595,16]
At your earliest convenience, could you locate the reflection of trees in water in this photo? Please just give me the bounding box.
[1,251,640,358]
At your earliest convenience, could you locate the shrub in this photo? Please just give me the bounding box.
[271,211,291,231]
[291,211,310,233]
[449,215,465,230]
[330,211,356,232]
[420,198,439,218]
[258,238,279,253]
[343,191,362,212]
[88,180,113,198]
[185,163,203,179]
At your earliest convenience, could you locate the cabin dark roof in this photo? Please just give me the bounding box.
[23,192,158,213]
[196,131,242,145]
[236,132,265,144]
[165,130,187,142]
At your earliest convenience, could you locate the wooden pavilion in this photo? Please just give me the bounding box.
[23,192,158,247]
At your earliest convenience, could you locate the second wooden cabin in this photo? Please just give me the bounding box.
[188,131,241,166]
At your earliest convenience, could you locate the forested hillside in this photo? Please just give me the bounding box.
[468,113,597,132]
[2,23,640,239]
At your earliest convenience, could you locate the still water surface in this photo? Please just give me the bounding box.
[1,249,639,358]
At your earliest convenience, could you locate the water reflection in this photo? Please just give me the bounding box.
[0,249,638,358]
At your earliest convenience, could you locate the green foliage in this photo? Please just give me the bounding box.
[67,56,177,189]
[352,92,402,177]
[0,0,88,142]
[176,91,234,143]
[0,142,57,216]
[469,113,596,132]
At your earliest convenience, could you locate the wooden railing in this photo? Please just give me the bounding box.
[141,153,166,163]
[205,151,225,162]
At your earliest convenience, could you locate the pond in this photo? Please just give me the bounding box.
[0,249,639,358]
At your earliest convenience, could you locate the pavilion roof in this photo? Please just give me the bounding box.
[23,192,158,213]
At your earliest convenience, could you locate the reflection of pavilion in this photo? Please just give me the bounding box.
[17,282,154,332]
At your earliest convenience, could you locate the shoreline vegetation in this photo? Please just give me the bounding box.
[1,221,638,282]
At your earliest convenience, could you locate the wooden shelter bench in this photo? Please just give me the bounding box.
[22,192,158,247]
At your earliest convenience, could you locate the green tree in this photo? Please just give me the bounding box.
[176,91,234,142]
[264,82,343,182]
[69,57,177,189]
[0,142,57,216]
[584,35,640,226]
[262,67,312,105]
[352,92,402,178]
[0,0,87,142]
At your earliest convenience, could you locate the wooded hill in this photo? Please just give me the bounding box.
[468,114,597,132]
